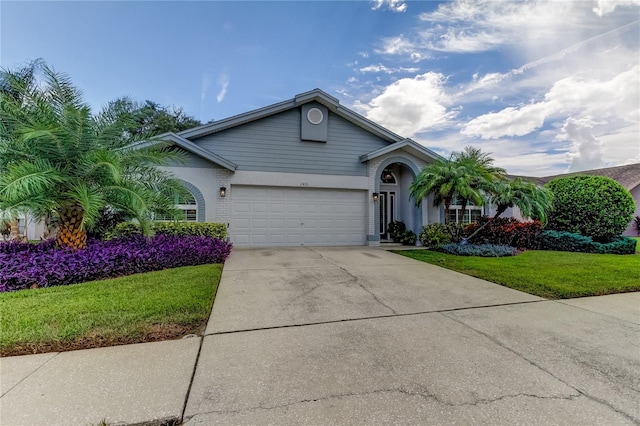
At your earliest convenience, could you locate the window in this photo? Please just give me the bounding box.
[156,191,198,222]
[380,169,397,184]
[446,197,483,225]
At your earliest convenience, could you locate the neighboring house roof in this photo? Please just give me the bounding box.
[512,163,640,190]
[158,132,237,171]
[360,138,443,163]
[177,89,421,145]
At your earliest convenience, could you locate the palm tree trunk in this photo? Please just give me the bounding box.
[56,205,86,250]
[9,218,20,240]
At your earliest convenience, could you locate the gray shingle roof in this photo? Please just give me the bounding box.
[511,163,640,190]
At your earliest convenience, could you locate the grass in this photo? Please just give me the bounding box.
[0,264,222,356]
[395,249,640,299]
[632,237,640,253]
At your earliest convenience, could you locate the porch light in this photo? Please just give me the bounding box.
[383,169,393,181]
[372,192,379,201]
[219,187,227,197]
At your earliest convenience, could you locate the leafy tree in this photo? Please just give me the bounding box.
[0,62,187,250]
[465,177,553,242]
[545,175,635,241]
[99,98,202,140]
[410,146,504,223]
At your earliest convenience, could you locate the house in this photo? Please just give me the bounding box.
[157,89,444,247]
[510,163,640,236]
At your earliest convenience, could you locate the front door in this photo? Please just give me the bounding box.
[379,191,396,240]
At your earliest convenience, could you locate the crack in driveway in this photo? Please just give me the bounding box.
[185,386,584,420]
[307,247,398,315]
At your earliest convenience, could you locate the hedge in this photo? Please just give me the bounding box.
[106,221,227,240]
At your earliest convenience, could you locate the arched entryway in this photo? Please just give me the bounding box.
[374,157,422,241]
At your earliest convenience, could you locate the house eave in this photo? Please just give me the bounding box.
[157,133,237,171]
[360,138,444,163]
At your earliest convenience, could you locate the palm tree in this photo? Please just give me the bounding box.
[466,177,554,241]
[0,62,186,250]
[0,60,44,241]
[453,146,506,220]
[410,147,504,224]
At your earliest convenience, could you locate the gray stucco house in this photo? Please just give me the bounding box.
[158,89,443,247]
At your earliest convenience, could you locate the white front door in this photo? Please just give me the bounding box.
[230,185,367,247]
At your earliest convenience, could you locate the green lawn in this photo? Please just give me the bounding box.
[0,264,222,356]
[395,249,640,299]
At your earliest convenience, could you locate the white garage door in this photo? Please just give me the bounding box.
[230,186,367,247]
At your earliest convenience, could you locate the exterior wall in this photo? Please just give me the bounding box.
[191,105,388,176]
[624,184,640,237]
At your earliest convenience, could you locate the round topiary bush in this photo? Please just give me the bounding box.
[545,175,635,242]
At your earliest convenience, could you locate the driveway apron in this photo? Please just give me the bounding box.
[185,247,640,425]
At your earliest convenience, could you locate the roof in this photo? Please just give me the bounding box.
[360,138,444,163]
[176,88,408,143]
[157,132,237,171]
[513,163,640,190]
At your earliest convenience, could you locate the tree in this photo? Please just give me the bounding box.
[545,175,635,241]
[99,98,202,140]
[0,62,187,250]
[409,146,504,224]
[454,146,506,218]
[465,177,553,242]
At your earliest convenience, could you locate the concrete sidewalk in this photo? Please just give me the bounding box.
[1,247,639,425]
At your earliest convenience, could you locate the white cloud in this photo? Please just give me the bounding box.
[370,0,407,13]
[216,73,230,103]
[419,0,581,53]
[359,64,419,74]
[360,72,456,136]
[557,117,607,172]
[593,0,640,16]
[461,65,640,139]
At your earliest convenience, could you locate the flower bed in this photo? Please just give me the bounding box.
[0,235,232,292]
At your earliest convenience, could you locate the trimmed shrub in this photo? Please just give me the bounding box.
[399,230,417,246]
[546,175,635,241]
[387,221,406,242]
[538,230,636,255]
[0,235,233,292]
[419,223,452,248]
[105,222,142,239]
[439,243,517,257]
[464,217,543,249]
[105,221,227,240]
[152,222,227,239]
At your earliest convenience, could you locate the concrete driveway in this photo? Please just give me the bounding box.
[185,247,640,425]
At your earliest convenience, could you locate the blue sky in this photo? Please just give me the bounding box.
[2,0,639,176]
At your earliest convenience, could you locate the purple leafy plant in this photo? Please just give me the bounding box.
[0,235,232,292]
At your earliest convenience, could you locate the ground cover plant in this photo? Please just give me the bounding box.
[394,249,640,299]
[0,264,221,356]
[1,235,232,292]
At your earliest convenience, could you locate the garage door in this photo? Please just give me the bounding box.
[230,186,367,247]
